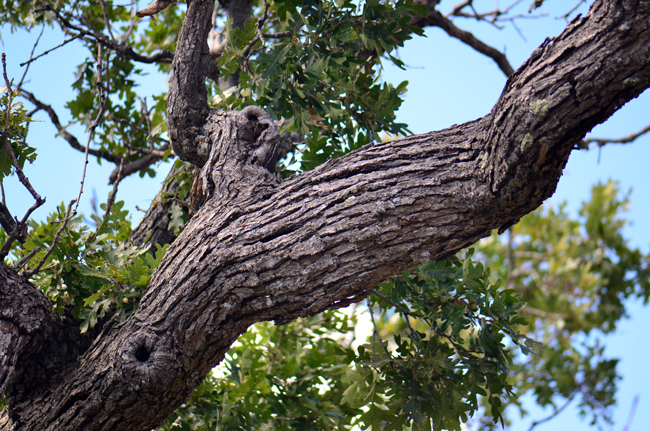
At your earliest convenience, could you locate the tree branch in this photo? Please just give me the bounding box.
[35,5,174,65]
[580,123,650,149]
[412,0,515,76]
[2,1,650,430]
[19,89,123,164]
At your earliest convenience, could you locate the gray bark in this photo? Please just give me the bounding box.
[2,0,650,430]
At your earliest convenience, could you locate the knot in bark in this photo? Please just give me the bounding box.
[198,106,281,205]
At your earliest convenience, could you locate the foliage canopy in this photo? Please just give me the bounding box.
[0,0,649,430]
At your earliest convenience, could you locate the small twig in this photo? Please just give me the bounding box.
[91,159,124,240]
[266,328,286,373]
[34,5,174,64]
[242,0,272,70]
[558,0,586,22]
[17,25,45,88]
[164,197,197,214]
[96,0,115,40]
[622,394,640,431]
[412,9,514,77]
[20,88,123,163]
[73,43,107,216]
[125,143,170,157]
[19,34,82,68]
[12,246,42,271]
[580,123,650,149]
[369,288,425,319]
[367,297,391,357]
[262,31,292,38]
[23,200,76,278]
[527,389,577,431]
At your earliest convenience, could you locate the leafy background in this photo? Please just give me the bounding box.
[1,0,649,429]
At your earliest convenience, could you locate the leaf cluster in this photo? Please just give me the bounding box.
[477,180,650,428]
[214,0,425,173]
[8,200,168,332]
[0,87,36,180]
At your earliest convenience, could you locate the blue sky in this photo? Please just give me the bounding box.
[2,1,649,430]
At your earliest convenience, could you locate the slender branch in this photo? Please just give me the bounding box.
[91,159,124,240]
[17,25,45,88]
[622,394,640,431]
[125,143,170,157]
[19,34,83,68]
[370,287,425,319]
[20,89,123,164]
[366,297,391,357]
[1,56,43,203]
[558,0,587,21]
[136,0,176,18]
[263,31,292,38]
[35,5,174,64]
[22,200,76,278]
[73,43,108,215]
[527,390,577,431]
[411,4,515,77]
[579,123,650,149]
[108,152,167,184]
[96,0,115,40]
[12,246,42,271]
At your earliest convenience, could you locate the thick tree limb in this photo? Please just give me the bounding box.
[2,0,650,430]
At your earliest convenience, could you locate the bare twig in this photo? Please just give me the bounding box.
[35,5,174,64]
[527,390,577,431]
[73,44,108,215]
[20,89,123,164]
[19,34,83,68]
[91,159,124,240]
[96,0,115,40]
[12,246,42,271]
[558,0,587,21]
[580,123,650,149]
[622,395,640,431]
[17,25,45,88]
[411,7,514,77]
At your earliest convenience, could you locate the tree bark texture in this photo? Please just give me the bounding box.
[2,0,650,429]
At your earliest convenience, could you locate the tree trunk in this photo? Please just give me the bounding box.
[2,0,650,429]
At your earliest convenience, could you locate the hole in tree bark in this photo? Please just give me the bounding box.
[135,345,150,362]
